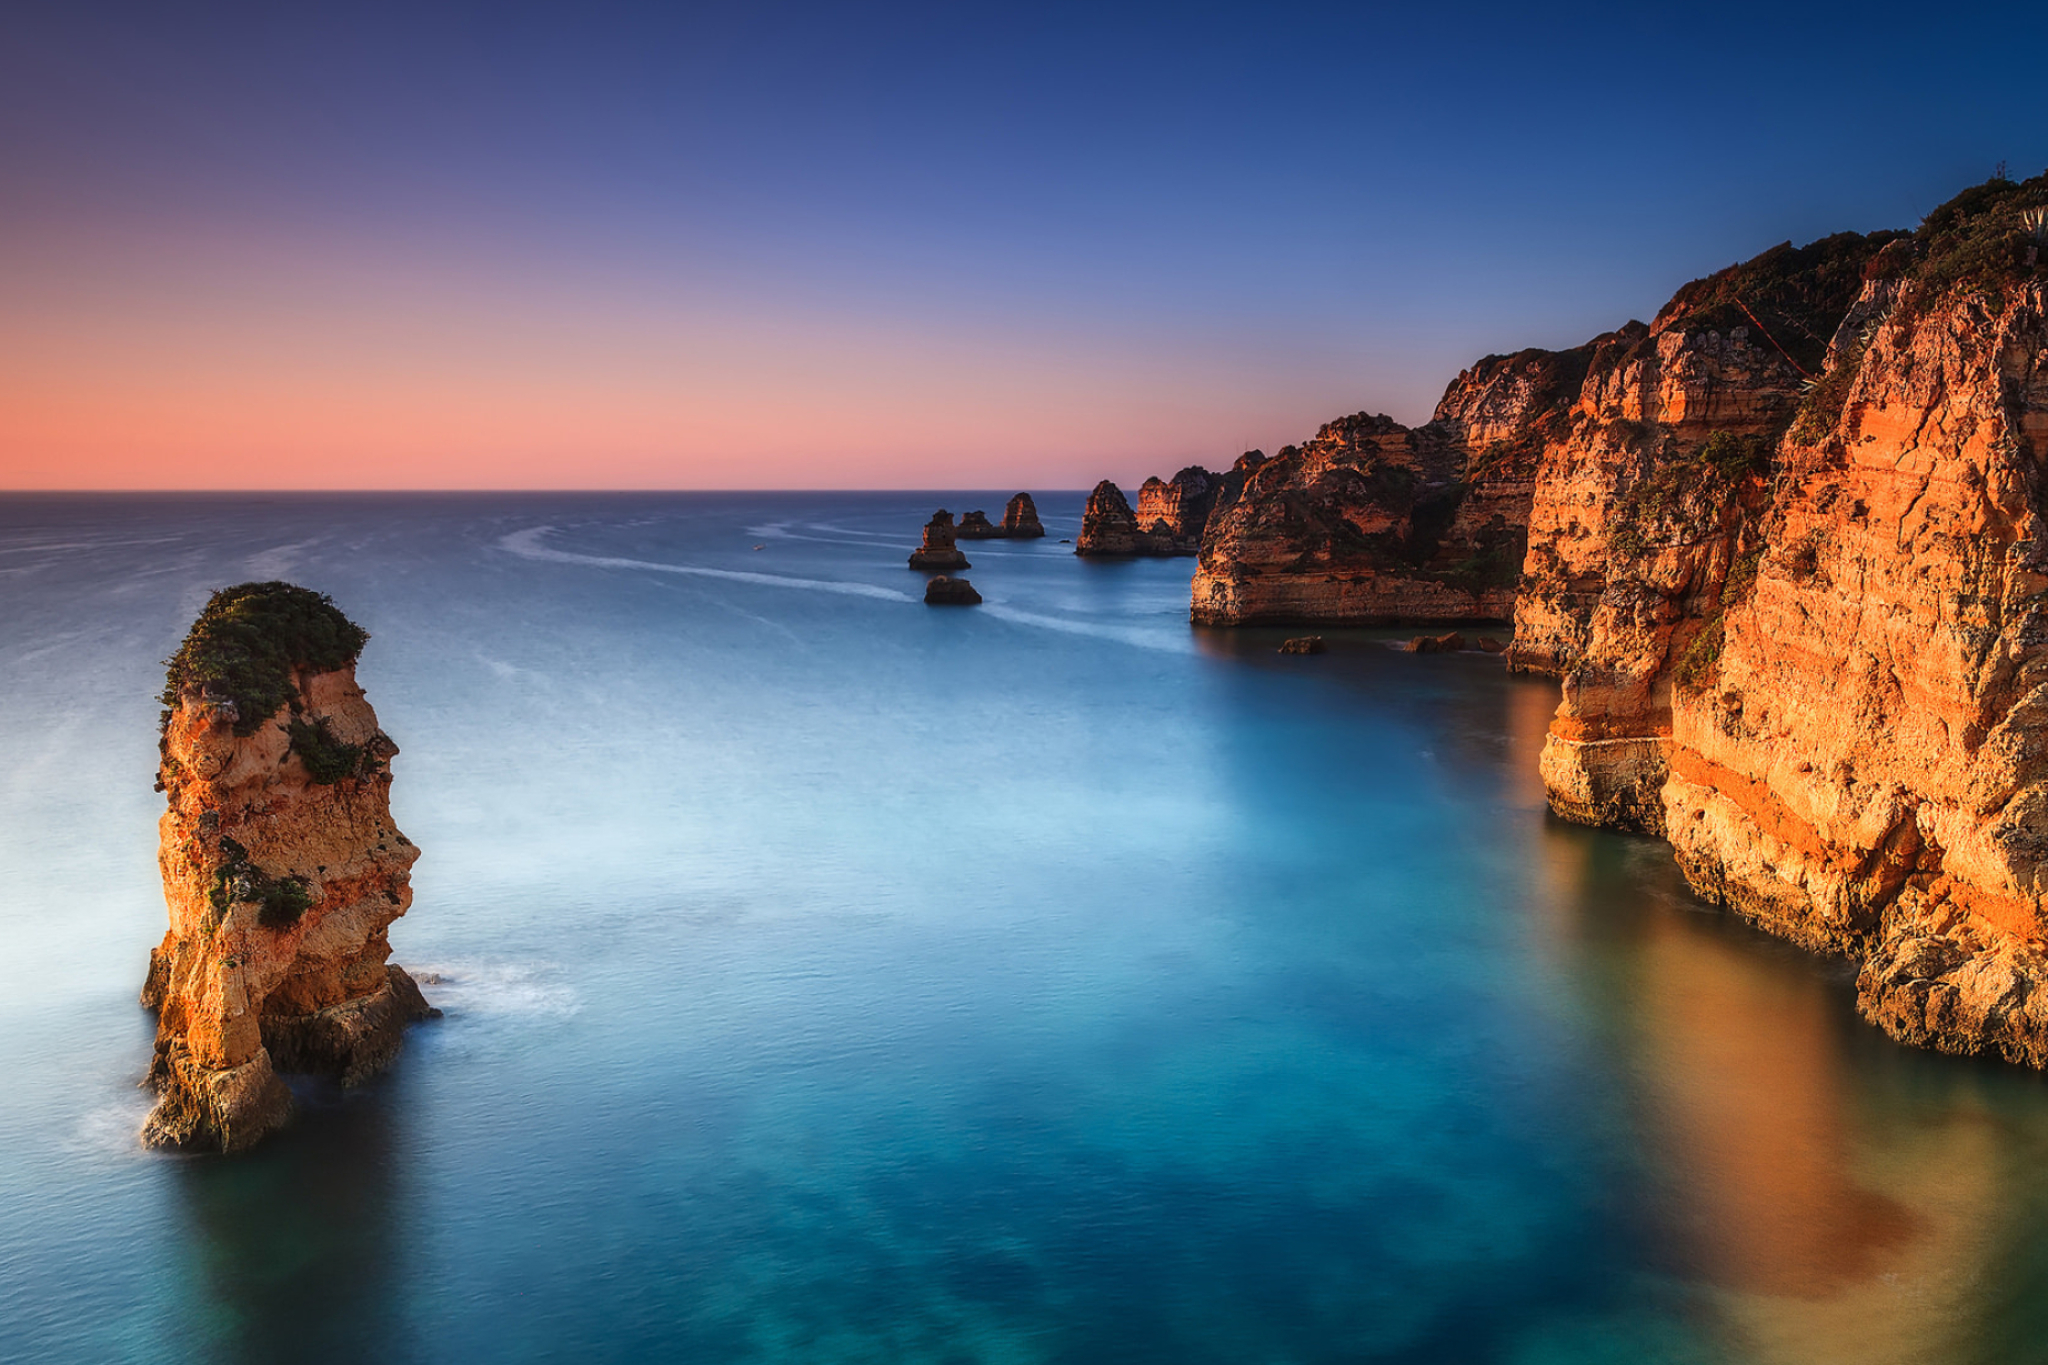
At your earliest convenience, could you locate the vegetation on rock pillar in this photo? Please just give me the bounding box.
[160,582,369,735]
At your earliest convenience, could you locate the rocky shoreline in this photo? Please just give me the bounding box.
[1177,174,2048,1068]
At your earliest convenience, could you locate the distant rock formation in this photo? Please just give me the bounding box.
[954,510,1002,539]
[141,582,434,1152]
[908,510,970,570]
[1077,463,1257,557]
[953,494,1047,540]
[1401,631,1466,654]
[1075,481,1143,556]
[1190,352,1584,626]
[1002,493,1046,538]
[923,575,982,605]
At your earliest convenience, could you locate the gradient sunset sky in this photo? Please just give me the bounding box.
[4,1,2044,490]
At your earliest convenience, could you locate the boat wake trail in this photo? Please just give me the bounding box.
[500,527,915,602]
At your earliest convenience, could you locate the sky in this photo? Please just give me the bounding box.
[2,0,2044,490]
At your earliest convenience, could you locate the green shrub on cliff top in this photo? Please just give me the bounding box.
[1655,230,1907,377]
[161,582,368,736]
[1897,171,2048,318]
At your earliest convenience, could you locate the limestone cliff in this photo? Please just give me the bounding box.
[1527,232,1900,829]
[141,582,433,1152]
[1545,177,2048,1064]
[1662,200,2048,1062]
[1193,172,2048,1067]
[1189,351,1584,625]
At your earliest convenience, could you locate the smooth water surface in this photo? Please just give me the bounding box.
[5,493,2048,1364]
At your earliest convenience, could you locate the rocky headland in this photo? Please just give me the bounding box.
[1192,173,2048,1066]
[141,582,434,1151]
[1190,350,1584,625]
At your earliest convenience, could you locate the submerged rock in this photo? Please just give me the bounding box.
[923,575,983,605]
[1402,632,1466,654]
[1278,636,1327,655]
[141,582,434,1153]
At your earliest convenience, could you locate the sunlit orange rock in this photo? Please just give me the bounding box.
[140,583,433,1151]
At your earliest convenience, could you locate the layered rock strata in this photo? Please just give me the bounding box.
[1196,173,2048,1067]
[1528,187,2048,1063]
[141,582,433,1152]
[908,511,970,570]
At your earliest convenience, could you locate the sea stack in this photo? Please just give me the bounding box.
[923,575,982,605]
[1075,481,1143,556]
[140,582,434,1152]
[1002,493,1046,538]
[908,510,970,570]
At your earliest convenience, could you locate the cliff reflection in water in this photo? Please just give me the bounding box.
[1524,771,2019,1363]
[169,1084,416,1365]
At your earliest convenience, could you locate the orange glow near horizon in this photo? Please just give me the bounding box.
[0,226,1389,491]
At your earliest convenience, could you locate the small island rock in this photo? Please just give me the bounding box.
[908,510,971,570]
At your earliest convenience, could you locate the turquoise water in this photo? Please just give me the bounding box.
[6,494,2048,1364]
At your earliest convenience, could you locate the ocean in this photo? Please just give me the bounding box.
[5,492,2048,1365]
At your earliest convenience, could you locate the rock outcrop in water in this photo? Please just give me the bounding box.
[924,575,982,605]
[141,582,433,1152]
[1002,493,1046,538]
[908,510,971,570]
[954,510,1001,539]
[1197,173,2048,1067]
[951,495,1046,541]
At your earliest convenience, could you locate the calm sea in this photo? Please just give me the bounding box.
[4,493,2048,1365]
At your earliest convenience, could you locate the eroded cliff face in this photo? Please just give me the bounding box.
[1519,232,1896,834]
[141,583,432,1151]
[1665,279,2048,1062]
[1189,351,1582,626]
[1190,173,2048,1066]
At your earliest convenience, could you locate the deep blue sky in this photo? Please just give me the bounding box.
[3,0,2044,487]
